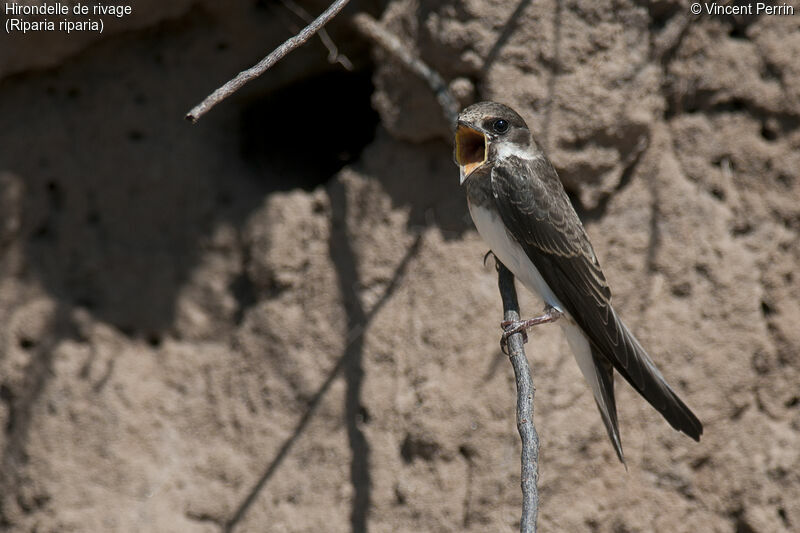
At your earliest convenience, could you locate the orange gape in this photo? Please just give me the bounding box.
[455,125,486,176]
[463,160,483,175]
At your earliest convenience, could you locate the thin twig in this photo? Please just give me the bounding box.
[185,0,352,123]
[279,0,353,70]
[351,12,459,126]
[496,261,539,533]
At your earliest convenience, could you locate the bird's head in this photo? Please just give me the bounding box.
[454,101,532,184]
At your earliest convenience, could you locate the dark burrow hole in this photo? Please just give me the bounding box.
[146,333,162,348]
[240,69,380,192]
[18,337,35,350]
[760,122,778,141]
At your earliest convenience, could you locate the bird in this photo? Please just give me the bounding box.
[454,101,702,463]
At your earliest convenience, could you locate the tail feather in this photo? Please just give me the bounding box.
[591,350,625,465]
[608,314,704,441]
[563,323,625,464]
[564,314,703,464]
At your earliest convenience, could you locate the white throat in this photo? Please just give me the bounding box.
[493,142,541,161]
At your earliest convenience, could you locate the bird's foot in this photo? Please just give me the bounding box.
[501,320,529,342]
[500,307,563,355]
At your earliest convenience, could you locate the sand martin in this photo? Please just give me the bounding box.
[455,101,702,463]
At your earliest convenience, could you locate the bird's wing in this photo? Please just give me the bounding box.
[490,156,703,440]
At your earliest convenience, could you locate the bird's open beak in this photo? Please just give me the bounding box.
[455,124,487,184]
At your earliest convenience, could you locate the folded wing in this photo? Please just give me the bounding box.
[490,157,703,441]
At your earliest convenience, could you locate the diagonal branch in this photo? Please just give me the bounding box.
[496,261,540,533]
[185,0,351,123]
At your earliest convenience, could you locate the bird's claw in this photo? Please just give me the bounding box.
[500,320,529,355]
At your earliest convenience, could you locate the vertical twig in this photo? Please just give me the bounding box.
[497,261,539,533]
[356,14,540,527]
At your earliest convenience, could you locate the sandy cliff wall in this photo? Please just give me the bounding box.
[0,1,798,531]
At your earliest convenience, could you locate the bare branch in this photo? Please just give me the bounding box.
[185,0,351,123]
[351,12,459,126]
[280,0,354,70]
[496,261,540,533]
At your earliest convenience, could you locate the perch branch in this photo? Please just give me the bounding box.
[185,0,352,123]
[497,261,540,533]
[357,12,540,527]
[351,12,459,125]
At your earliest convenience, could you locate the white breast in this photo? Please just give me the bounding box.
[468,201,564,312]
[469,200,611,423]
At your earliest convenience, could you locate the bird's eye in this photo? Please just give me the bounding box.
[493,119,509,134]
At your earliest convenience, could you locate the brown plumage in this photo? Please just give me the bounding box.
[456,101,702,463]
